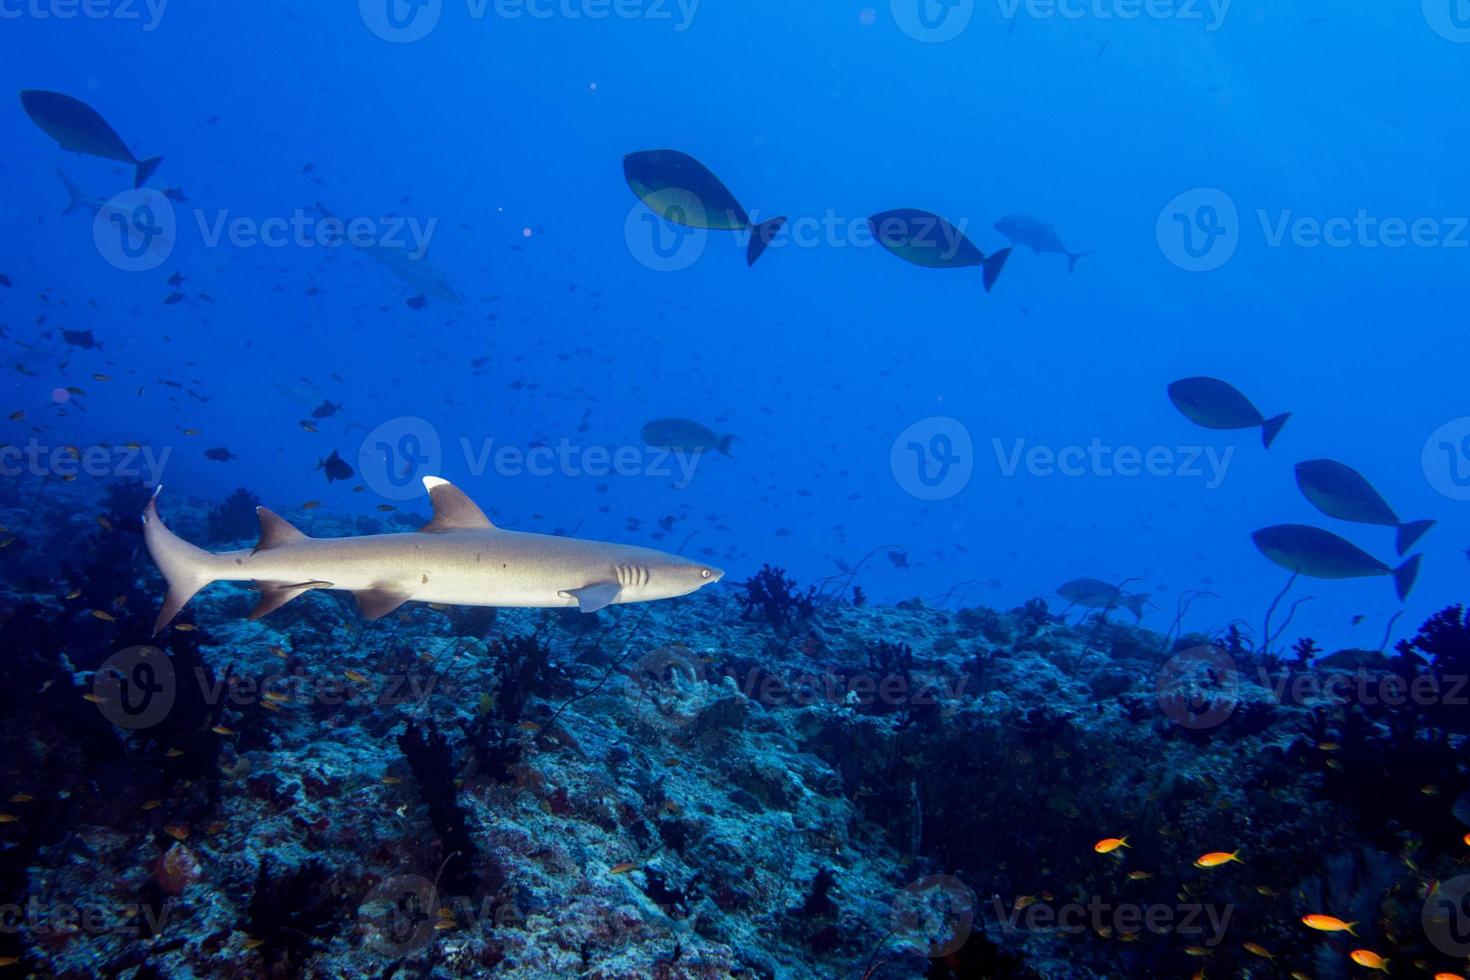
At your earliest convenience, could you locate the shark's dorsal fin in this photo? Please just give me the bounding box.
[420,476,496,532]
[255,507,309,552]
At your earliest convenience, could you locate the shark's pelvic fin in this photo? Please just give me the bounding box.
[561,581,621,613]
[255,507,309,552]
[356,587,413,620]
[250,580,332,621]
[419,476,497,532]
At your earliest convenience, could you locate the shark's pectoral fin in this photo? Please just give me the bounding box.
[250,580,332,621]
[355,586,414,621]
[560,581,621,613]
[419,476,498,532]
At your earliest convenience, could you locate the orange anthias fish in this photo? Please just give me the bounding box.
[1349,949,1388,971]
[1301,913,1357,934]
[1193,850,1241,869]
[1094,837,1129,854]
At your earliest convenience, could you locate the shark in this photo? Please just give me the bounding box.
[316,202,461,304]
[143,477,724,634]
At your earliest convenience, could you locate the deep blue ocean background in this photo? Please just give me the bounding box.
[5,2,1465,652]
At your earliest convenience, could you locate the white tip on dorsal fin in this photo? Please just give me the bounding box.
[419,476,496,533]
[255,506,309,552]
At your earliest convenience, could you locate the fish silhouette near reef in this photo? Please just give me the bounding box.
[623,149,787,266]
[21,90,163,187]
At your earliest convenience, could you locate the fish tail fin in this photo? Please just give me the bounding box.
[134,156,164,188]
[746,217,786,266]
[1261,412,1290,449]
[1393,553,1423,602]
[1067,250,1092,273]
[1396,519,1436,555]
[142,486,219,634]
[982,247,1012,292]
[718,434,739,458]
[1124,593,1149,621]
[57,169,84,215]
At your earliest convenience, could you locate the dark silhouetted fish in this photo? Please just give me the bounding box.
[1251,524,1421,601]
[868,209,1011,292]
[623,149,786,266]
[640,418,737,456]
[994,214,1091,272]
[21,90,163,187]
[1057,578,1149,620]
[316,449,354,482]
[61,329,101,349]
[204,447,238,462]
[1167,377,1290,448]
[1294,459,1435,555]
[311,400,343,419]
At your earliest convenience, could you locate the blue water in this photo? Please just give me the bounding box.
[4,2,1467,651]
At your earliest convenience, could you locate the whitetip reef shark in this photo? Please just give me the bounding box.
[143,477,724,634]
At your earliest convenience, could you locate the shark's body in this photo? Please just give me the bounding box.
[316,202,461,304]
[143,477,722,633]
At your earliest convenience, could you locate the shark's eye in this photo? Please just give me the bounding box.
[700,569,712,579]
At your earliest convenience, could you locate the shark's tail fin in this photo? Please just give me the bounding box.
[746,217,786,266]
[57,169,86,215]
[982,247,1012,292]
[1067,250,1092,273]
[134,156,164,188]
[1395,519,1436,556]
[1261,412,1291,449]
[1123,593,1149,621]
[142,486,218,634]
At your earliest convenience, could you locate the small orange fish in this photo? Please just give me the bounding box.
[381,775,401,785]
[1301,913,1356,934]
[7,794,32,804]
[166,748,184,758]
[64,589,80,599]
[1463,832,1470,847]
[0,814,18,824]
[96,516,113,531]
[1125,870,1152,880]
[89,609,116,622]
[270,646,289,659]
[1349,949,1388,971]
[1193,850,1241,869]
[1243,941,1273,959]
[344,670,369,684]
[174,623,196,632]
[1094,837,1129,854]
[83,693,106,705]
[211,725,234,736]
[142,800,162,810]
[243,938,265,950]
[164,824,189,841]
[1434,973,1468,980]
[0,956,19,966]
[609,861,637,874]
